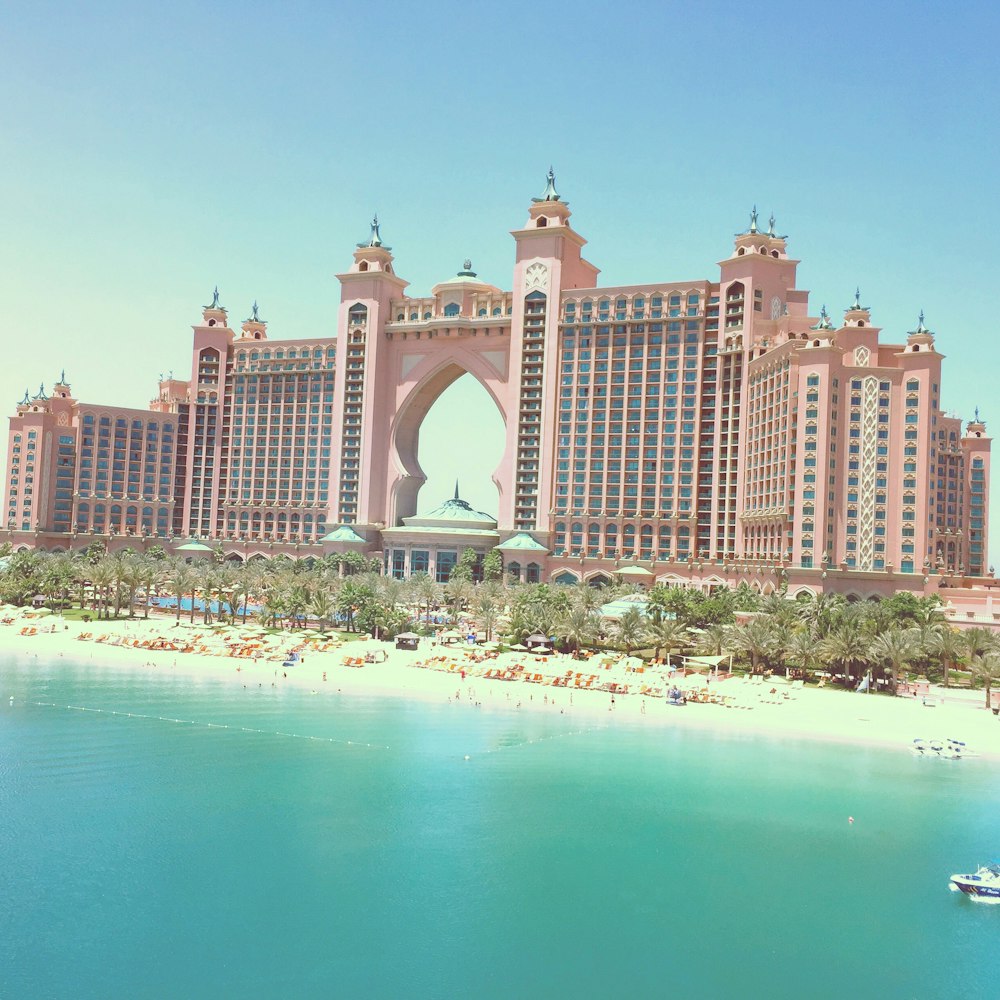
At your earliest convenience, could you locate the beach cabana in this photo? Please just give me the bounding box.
[524,633,553,654]
[395,632,420,651]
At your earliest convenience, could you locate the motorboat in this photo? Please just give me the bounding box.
[949,863,1000,900]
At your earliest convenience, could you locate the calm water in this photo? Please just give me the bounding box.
[2,652,998,1000]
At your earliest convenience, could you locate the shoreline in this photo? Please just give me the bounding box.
[4,612,1000,759]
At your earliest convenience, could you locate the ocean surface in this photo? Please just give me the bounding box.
[2,651,998,1000]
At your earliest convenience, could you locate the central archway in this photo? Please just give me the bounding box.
[388,348,513,526]
[416,375,505,517]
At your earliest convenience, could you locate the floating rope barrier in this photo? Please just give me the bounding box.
[28,702,389,750]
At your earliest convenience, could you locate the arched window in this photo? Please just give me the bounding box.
[605,524,618,554]
[587,523,600,553]
[507,561,522,581]
[443,302,460,317]
[525,563,541,582]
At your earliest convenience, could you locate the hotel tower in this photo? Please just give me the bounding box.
[4,173,992,602]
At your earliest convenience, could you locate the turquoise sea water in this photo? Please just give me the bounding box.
[2,652,999,1000]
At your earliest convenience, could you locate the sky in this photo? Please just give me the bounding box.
[2,0,998,561]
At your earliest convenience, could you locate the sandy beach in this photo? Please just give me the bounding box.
[4,609,1000,759]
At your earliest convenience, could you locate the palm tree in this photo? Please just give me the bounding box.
[644,618,690,663]
[309,591,337,632]
[972,652,1000,710]
[961,627,994,668]
[409,572,438,627]
[120,553,145,618]
[693,622,727,657]
[723,617,779,673]
[471,594,500,642]
[817,623,871,684]
[869,627,917,694]
[929,627,966,688]
[783,626,819,679]
[165,559,194,624]
[443,576,471,624]
[554,605,600,655]
[613,607,646,654]
[90,559,114,620]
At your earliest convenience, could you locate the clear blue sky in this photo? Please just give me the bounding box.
[2,1,998,563]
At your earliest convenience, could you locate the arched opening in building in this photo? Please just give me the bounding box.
[412,373,505,519]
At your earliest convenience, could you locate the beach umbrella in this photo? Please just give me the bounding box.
[509,643,528,652]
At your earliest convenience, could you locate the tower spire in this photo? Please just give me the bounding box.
[532,167,562,203]
[454,479,460,501]
[357,214,391,251]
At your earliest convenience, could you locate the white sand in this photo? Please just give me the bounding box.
[5,611,1000,759]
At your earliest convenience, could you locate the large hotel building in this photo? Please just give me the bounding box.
[4,173,993,604]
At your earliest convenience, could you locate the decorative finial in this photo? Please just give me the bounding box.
[18,388,29,406]
[251,301,259,321]
[210,286,221,309]
[852,286,863,310]
[767,213,775,236]
[532,167,562,203]
[463,259,472,271]
[454,479,460,501]
[357,214,391,251]
[749,205,759,233]
[811,305,833,331]
[974,406,981,423]
[59,369,66,384]
[34,383,48,401]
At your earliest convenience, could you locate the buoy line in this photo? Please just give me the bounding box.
[28,702,389,750]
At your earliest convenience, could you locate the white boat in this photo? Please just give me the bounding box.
[949,863,1000,900]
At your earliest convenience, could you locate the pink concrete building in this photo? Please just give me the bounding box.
[3,172,993,608]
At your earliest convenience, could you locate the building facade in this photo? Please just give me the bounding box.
[3,173,993,603]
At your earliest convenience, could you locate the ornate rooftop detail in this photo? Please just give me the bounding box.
[849,286,868,311]
[810,305,834,331]
[357,214,391,251]
[457,260,477,278]
[413,485,496,525]
[205,286,223,310]
[18,388,30,406]
[246,301,264,323]
[532,167,562,204]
